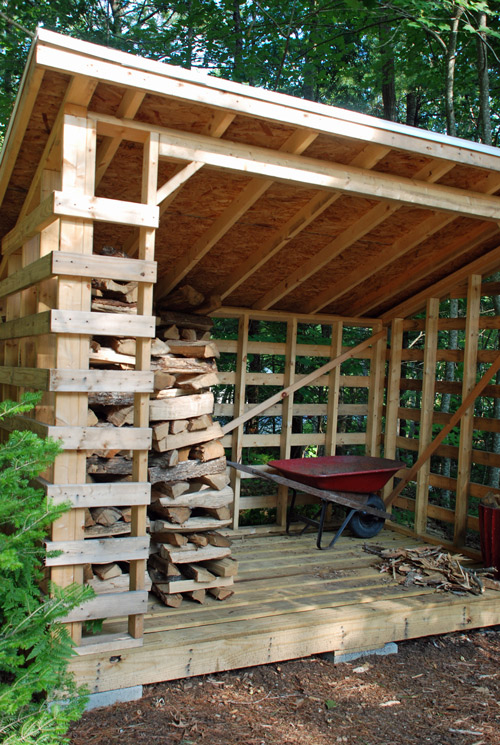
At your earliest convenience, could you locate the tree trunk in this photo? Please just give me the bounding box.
[445,5,464,136]
[476,10,492,145]
[232,0,244,82]
[379,20,397,121]
[488,285,500,488]
[406,90,421,127]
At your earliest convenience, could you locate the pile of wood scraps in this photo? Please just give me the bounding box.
[364,544,500,595]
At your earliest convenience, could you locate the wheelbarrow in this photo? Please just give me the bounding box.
[228,456,404,549]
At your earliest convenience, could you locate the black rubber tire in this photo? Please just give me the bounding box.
[349,494,386,539]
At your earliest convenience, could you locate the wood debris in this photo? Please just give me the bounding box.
[363,544,500,595]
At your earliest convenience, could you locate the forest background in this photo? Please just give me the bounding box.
[1,0,500,534]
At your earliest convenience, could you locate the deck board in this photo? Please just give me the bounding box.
[70,529,500,692]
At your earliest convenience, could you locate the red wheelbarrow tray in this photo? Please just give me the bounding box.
[268,455,405,493]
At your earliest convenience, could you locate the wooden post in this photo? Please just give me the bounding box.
[50,107,96,645]
[366,322,386,456]
[129,132,159,640]
[230,313,249,529]
[324,321,343,456]
[277,318,297,526]
[414,298,439,534]
[454,275,481,546]
[382,318,404,503]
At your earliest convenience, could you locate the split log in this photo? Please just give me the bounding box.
[87,409,99,427]
[153,422,223,453]
[87,569,152,594]
[203,506,231,521]
[91,297,137,314]
[83,563,94,581]
[180,328,197,341]
[92,278,137,302]
[90,506,124,526]
[208,587,234,601]
[151,485,233,510]
[89,347,135,368]
[170,419,188,434]
[155,532,189,547]
[177,446,191,462]
[206,531,232,548]
[193,294,221,316]
[161,284,204,310]
[151,356,216,374]
[167,340,220,359]
[88,455,133,475]
[153,585,183,607]
[199,472,230,490]
[93,563,122,581]
[186,589,206,604]
[182,564,217,583]
[190,439,225,462]
[154,481,190,499]
[189,533,209,547]
[149,392,214,422]
[187,414,212,432]
[153,371,176,391]
[111,337,170,356]
[203,557,238,577]
[157,310,213,331]
[88,392,134,406]
[153,506,191,525]
[84,522,132,537]
[121,507,132,523]
[176,372,220,392]
[148,553,181,577]
[151,516,231,534]
[84,508,95,528]
[107,405,134,427]
[163,324,180,340]
[159,543,231,564]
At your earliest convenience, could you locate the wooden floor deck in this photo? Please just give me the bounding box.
[70,528,500,694]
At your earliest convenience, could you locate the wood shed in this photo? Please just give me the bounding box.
[1,29,500,698]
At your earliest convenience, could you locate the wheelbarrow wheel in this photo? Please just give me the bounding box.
[349,494,385,539]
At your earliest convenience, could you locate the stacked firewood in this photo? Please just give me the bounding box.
[85,276,236,605]
[147,306,236,607]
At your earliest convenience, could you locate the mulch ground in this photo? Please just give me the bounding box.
[69,627,500,745]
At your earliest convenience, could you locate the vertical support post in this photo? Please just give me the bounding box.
[324,321,343,456]
[454,274,481,546]
[382,318,404,504]
[129,132,159,640]
[366,321,386,456]
[277,317,298,526]
[50,106,96,645]
[231,313,249,529]
[414,298,439,535]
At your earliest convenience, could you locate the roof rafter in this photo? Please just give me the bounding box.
[350,221,500,317]
[153,128,318,301]
[255,159,456,311]
[382,244,500,321]
[216,144,391,302]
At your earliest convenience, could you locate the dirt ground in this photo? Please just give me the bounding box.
[69,627,500,745]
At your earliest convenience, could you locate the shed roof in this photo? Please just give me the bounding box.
[2,29,500,320]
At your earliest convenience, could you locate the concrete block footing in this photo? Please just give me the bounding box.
[323,642,398,664]
[84,684,143,711]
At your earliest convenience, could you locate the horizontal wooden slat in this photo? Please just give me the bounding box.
[402,316,500,331]
[0,309,155,339]
[221,432,366,448]
[427,473,492,500]
[0,416,151,450]
[395,434,500,468]
[0,367,153,392]
[396,348,498,363]
[2,192,159,256]
[393,495,480,532]
[397,378,500,398]
[74,632,143,656]
[45,536,149,566]
[216,338,374,359]
[40,480,150,508]
[217,372,370,387]
[397,406,500,434]
[64,590,148,623]
[214,403,368,417]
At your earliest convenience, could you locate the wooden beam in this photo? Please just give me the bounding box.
[17,75,98,222]
[0,309,155,340]
[230,314,249,529]
[154,130,318,300]
[213,306,379,327]
[382,243,500,321]
[36,33,500,172]
[414,298,439,534]
[384,351,500,508]
[218,144,390,305]
[2,192,159,257]
[382,318,404,504]
[324,321,343,456]
[95,89,145,186]
[365,321,385,456]
[454,275,481,546]
[90,112,500,222]
[277,318,298,526]
[222,331,385,435]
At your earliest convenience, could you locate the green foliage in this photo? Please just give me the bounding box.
[0,393,93,745]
